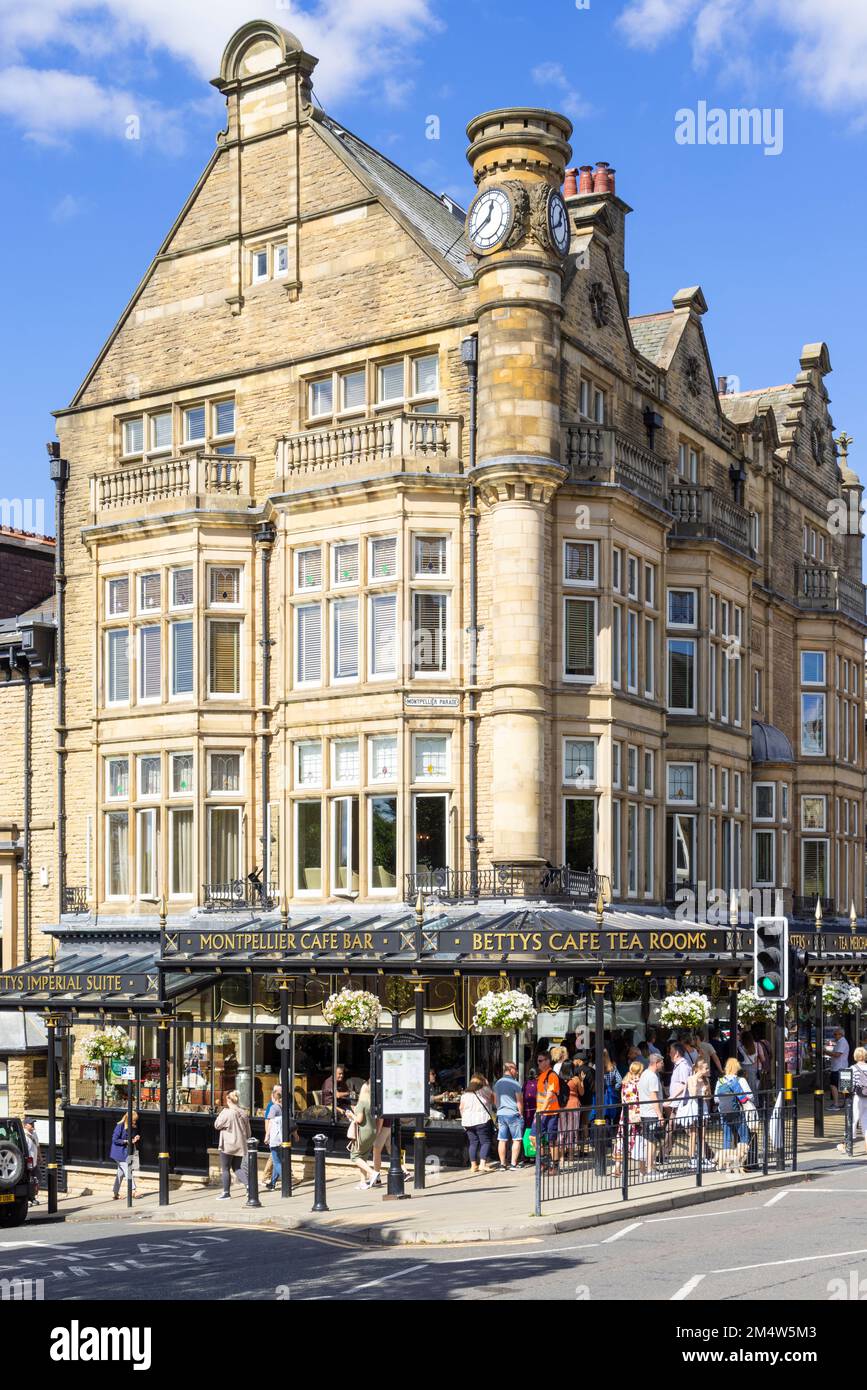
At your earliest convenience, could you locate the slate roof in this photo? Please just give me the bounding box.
[629,311,674,365]
[719,385,797,429]
[318,115,473,279]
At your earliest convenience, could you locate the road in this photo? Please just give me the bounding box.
[1,1162,866,1302]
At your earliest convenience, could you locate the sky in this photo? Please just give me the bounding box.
[2,0,867,533]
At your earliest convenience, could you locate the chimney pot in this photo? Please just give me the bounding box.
[606,167,616,194]
[578,164,594,194]
[563,166,578,197]
[592,160,610,194]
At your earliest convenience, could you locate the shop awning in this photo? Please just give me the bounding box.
[0,935,163,1008]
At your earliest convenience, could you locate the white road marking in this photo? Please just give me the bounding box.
[712,1246,867,1275]
[763,1190,789,1207]
[671,1274,706,1301]
[349,1263,428,1291]
[439,1241,600,1265]
[648,1208,755,1223]
[602,1222,642,1243]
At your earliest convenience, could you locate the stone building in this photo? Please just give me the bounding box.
[5,13,867,961]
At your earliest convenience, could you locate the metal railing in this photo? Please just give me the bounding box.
[92,452,253,513]
[796,564,867,622]
[62,886,88,915]
[534,1091,797,1212]
[276,412,462,480]
[202,877,279,911]
[669,483,752,555]
[405,864,607,903]
[792,896,836,920]
[563,423,666,504]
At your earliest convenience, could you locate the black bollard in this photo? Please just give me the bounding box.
[312,1132,329,1212]
[245,1135,262,1209]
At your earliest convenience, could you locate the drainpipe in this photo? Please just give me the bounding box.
[255,521,277,892]
[461,335,480,896]
[48,446,69,919]
[19,657,32,961]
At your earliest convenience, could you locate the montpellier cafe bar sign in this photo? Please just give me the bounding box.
[163,923,738,965]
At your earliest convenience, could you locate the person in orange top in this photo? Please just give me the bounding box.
[534,1051,562,1169]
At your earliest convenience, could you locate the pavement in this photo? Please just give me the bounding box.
[26,1102,862,1247]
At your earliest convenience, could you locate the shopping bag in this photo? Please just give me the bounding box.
[523,1127,537,1159]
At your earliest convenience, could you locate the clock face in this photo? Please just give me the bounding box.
[548,191,571,255]
[467,187,513,253]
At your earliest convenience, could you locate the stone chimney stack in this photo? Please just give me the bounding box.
[565,156,631,314]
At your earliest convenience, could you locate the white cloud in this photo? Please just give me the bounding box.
[0,65,185,149]
[531,61,593,121]
[618,0,867,116]
[0,0,443,146]
[50,192,85,221]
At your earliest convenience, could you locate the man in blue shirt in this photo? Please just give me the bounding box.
[493,1062,525,1171]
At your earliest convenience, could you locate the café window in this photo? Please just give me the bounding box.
[296,741,323,788]
[138,755,161,799]
[333,739,360,786]
[564,798,595,870]
[209,807,241,884]
[412,592,447,674]
[171,753,194,796]
[369,796,398,891]
[332,796,360,893]
[210,752,241,794]
[753,829,775,886]
[563,540,596,586]
[106,757,129,802]
[105,812,129,898]
[369,735,398,783]
[564,597,596,681]
[563,737,596,786]
[295,801,322,894]
[208,621,241,697]
[414,735,449,782]
[413,793,448,875]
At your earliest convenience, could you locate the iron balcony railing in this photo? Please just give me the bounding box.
[203,877,279,912]
[405,863,608,904]
[792,895,836,921]
[563,423,667,505]
[796,564,867,623]
[62,886,88,915]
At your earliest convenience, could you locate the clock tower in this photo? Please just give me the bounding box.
[465,108,573,869]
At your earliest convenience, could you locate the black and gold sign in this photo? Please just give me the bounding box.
[165,924,734,964]
[0,971,158,997]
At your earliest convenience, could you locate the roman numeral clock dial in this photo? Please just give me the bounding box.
[466,186,514,253]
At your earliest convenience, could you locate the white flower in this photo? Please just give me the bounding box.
[472,989,537,1032]
[323,988,381,1032]
[738,988,778,1024]
[659,991,712,1029]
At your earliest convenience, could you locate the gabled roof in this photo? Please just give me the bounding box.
[315,114,473,281]
[629,311,674,366]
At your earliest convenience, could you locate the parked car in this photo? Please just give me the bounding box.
[0,1118,37,1227]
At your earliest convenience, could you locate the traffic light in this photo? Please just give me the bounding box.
[789,947,809,997]
[754,916,789,1000]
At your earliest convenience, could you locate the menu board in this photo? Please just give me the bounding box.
[381,1045,427,1116]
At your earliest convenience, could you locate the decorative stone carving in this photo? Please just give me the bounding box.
[588,281,609,328]
[685,356,702,397]
[811,421,826,465]
[501,179,530,250]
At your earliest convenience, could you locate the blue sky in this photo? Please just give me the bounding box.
[2,0,866,530]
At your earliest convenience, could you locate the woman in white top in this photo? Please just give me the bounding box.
[838,1045,867,1157]
[459,1073,496,1173]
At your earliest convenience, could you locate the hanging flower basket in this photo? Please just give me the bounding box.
[737,988,778,1026]
[322,988,381,1032]
[473,989,537,1033]
[822,980,863,1016]
[80,1026,135,1066]
[658,991,711,1030]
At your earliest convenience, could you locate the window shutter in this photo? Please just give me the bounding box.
[413,592,447,672]
[564,542,594,583]
[333,543,359,585]
[172,621,194,695]
[371,594,397,675]
[108,629,129,703]
[140,626,162,700]
[297,549,321,590]
[209,621,240,694]
[333,599,359,678]
[565,599,595,678]
[370,536,397,579]
[297,605,321,683]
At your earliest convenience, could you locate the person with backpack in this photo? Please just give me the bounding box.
[534,1051,565,1172]
[715,1058,751,1174]
[459,1073,497,1173]
[838,1046,867,1157]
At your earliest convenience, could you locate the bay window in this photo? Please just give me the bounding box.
[369,593,397,677]
[295,801,322,893]
[332,797,359,893]
[209,807,241,885]
[170,808,195,897]
[564,798,595,870]
[753,829,775,886]
[137,809,158,899]
[564,597,596,681]
[412,592,447,674]
[369,796,398,891]
[106,628,129,705]
[667,638,696,713]
[332,598,359,680]
[800,692,826,755]
[106,812,129,898]
[296,604,322,685]
[171,620,194,696]
[208,620,240,697]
